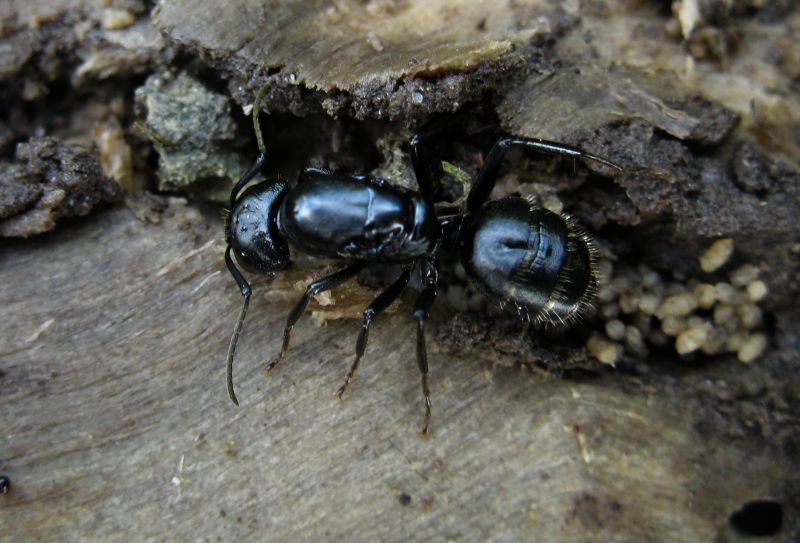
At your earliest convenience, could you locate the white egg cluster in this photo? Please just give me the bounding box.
[587,239,769,366]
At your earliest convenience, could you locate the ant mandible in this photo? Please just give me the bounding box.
[223,86,622,434]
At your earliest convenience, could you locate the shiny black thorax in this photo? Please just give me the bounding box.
[226,168,441,274]
[279,170,440,261]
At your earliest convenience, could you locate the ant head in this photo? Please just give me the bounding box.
[226,179,291,274]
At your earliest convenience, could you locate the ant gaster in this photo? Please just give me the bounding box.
[224,86,622,433]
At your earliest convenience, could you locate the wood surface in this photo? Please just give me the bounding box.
[1,0,798,540]
[0,204,791,542]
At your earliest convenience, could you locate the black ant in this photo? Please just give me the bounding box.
[223,87,622,433]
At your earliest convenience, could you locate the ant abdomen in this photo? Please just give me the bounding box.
[461,197,598,328]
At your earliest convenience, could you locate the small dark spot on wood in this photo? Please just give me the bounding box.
[0,475,10,495]
[729,500,783,536]
[570,492,623,530]
[224,441,237,459]
[398,493,411,506]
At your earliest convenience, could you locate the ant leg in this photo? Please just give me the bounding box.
[267,262,367,372]
[412,257,438,435]
[224,246,252,406]
[466,137,623,215]
[409,126,445,206]
[336,266,412,399]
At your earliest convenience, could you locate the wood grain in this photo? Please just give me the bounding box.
[0,205,792,541]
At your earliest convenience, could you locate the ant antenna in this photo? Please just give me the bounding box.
[223,85,272,404]
[253,83,269,156]
[223,240,254,405]
[226,292,250,406]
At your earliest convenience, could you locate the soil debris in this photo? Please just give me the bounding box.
[0,136,120,237]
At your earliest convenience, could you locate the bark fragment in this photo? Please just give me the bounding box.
[134,71,250,202]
